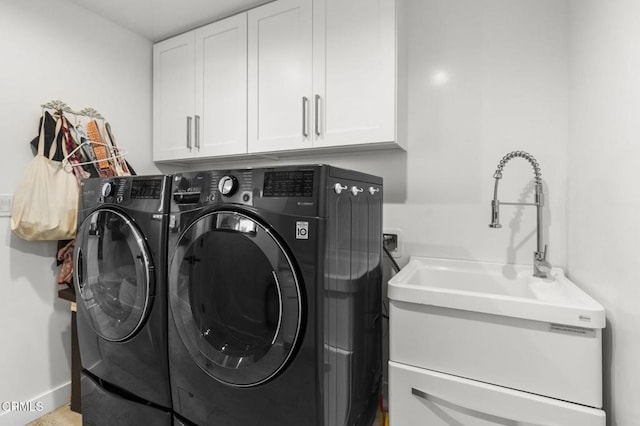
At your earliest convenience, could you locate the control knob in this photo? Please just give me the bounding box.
[218,175,239,196]
[101,182,114,197]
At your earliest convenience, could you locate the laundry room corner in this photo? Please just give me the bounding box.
[0,0,156,424]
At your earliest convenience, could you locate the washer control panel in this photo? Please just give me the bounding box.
[96,179,127,204]
[80,176,167,209]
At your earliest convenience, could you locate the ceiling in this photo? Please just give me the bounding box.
[69,0,273,42]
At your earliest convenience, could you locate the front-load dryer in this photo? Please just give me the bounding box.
[167,165,383,425]
[73,175,172,425]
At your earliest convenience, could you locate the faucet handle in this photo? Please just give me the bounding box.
[534,245,552,278]
[535,245,549,261]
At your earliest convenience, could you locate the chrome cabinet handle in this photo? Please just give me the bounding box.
[351,186,364,196]
[368,186,380,195]
[334,183,348,194]
[302,96,309,138]
[194,115,200,149]
[186,116,192,149]
[411,387,548,426]
[314,94,321,136]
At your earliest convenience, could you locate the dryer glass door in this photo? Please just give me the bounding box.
[74,209,153,342]
[169,210,302,387]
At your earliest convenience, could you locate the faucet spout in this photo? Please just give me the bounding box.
[488,151,551,278]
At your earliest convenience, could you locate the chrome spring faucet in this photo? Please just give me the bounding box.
[489,151,552,278]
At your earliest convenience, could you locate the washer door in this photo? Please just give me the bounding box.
[74,209,153,342]
[169,210,302,387]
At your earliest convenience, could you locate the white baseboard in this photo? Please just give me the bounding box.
[0,381,71,426]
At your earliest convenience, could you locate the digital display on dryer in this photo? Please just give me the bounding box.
[263,171,314,197]
[131,179,162,199]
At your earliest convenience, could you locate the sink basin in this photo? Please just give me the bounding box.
[388,256,605,408]
[388,256,605,328]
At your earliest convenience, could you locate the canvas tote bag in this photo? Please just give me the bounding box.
[11,113,79,241]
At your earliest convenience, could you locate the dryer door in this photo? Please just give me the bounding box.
[74,209,153,342]
[169,210,302,387]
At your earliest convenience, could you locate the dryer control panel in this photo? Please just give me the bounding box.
[171,170,254,207]
[170,167,323,217]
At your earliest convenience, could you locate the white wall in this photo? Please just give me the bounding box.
[0,0,154,424]
[568,1,640,424]
[390,0,569,268]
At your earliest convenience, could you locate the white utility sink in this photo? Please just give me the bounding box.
[388,256,605,329]
[388,256,606,409]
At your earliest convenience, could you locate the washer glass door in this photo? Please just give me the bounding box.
[74,209,153,342]
[169,210,302,387]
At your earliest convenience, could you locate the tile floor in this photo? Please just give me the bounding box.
[27,404,81,426]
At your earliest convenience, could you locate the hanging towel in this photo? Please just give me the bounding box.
[86,119,114,177]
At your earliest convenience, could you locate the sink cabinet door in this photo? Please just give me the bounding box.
[389,361,606,426]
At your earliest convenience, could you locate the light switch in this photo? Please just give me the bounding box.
[0,194,13,217]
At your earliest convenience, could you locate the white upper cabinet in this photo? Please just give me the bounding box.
[153,14,247,161]
[247,0,313,153]
[153,32,196,161]
[153,0,399,162]
[248,0,396,154]
[313,0,395,148]
[196,15,248,157]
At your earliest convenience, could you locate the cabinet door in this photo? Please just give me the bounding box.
[196,14,248,157]
[389,361,606,426]
[312,0,395,148]
[153,32,196,161]
[248,0,313,153]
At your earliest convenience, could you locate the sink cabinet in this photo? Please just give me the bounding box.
[387,256,606,425]
[153,13,248,161]
[389,300,603,408]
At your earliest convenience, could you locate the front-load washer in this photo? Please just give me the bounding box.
[167,165,383,425]
[73,175,172,425]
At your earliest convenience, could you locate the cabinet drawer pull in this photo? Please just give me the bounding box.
[186,116,192,149]
[302,96,309,138]
[194,115,200,149]
[411,387,548,426]
[314,94,321,136]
